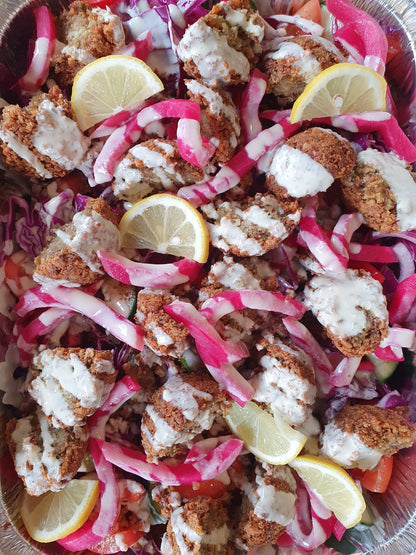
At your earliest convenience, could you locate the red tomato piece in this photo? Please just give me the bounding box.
[361,456,393,493]
[294,0,321,24]
[386,34,402,64]
[289,0,306,14]
[348,260,385,283]
[85,0,118,9]
[175,478,229,499]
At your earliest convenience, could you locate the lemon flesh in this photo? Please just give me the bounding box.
[289,455,366,528]
[71,55,164,131]
[119,193,210,263]
[21,479,99,543]
[225,401,307,465]
[290,63,387,122]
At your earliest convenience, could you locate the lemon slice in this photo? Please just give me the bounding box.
[290,63,387,122]
[225,401,307,465]
[71,55,164,131]
[119,193,209,263]
[21,479,99,543]
[289,455,366,528]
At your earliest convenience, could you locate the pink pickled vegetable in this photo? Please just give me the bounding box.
[326,0,387,74]
[330,356,362,387]
[333,23,365,64]
[18,6,56,94]
[348,243,398,263]
[177,117,301,206]
[97,250,201,287]
[203,361,254,406]
[374,345,404,362]
[269,13,324,36]
[393,243,415,282]
[240,69,268,143]
[90,103,150,139]
[330,213,363,260]
[98,437,243,485]
[379,326,415,349]
[313,112,416,163]
[93,99,201,183]
[15,286,144,350]
[177,118,216,167]
[199,290,305,324]
[163,300,249,364]
[298,199,347,273]
[117,31,153,59]
[388,273,416,324]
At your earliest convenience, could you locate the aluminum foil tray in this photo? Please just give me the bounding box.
[1,0,416,553]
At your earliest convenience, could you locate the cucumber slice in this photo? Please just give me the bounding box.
[101,278,137,319]
[367,353,398,383]
[359,505,374,526]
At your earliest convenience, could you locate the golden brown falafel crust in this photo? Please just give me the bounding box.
[285,127,357,179]
[341,162,399,232]
[333,404,416,455]
[0,86,74,179]
[327,314,388,357]
[262,36,341,106]
[34,197,118,286]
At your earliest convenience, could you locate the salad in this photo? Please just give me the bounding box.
[1,0,416,552]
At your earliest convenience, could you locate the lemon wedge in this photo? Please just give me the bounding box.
[71,55,164,131]
[225,401,307,465]
[290,62,387,122]
[21,479,99,543]
[119,193,210,263]
[289,455,366,528]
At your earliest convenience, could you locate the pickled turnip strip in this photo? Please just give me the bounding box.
[312,112,416,163]
[348,243,398,263]
[393,243,415,282]
[268,14,324,36]
[326,0,387,74]
[388,273,416,324]
[97,251,201,287]
[379,326,415,349]
[93,99,201,183]
[163,300,249,363]
[333,23,365,64]
[117,30,153,59]
[298,200,347,273]
[15,286,144,350]
[240,69,268,143]
[374,345,404,361]
[18,6,56,94]
[177,118,216,167]
[330,356,362,387]
[177,117,301,206]
[98,438,243,485]
[330,213,363,259]
[203,361,254,406]
[199,290,305,325]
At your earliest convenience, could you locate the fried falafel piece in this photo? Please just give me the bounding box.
[185,79,240,164]
[34,197,120,287]
[52,0,125,86]
[236,463,297,550]
[27,347,117,428]
[141,372,227,461]
[6,408,88,496]
[200,193,301,257]
[135,289,190,358]
[0,86,90,179]
[303,268,389,357]
[320,404,416,471]
[113,139,204,203]
[177,0,264,86]
[160,495,232,554]
[262,35,344,106]
[251,334,317,426]
[340,148,416,233]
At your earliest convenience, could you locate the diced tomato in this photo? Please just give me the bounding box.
[361,456,393,493]
[89,528,145,554]
[386,34,402,64]
[348,467,364,481]
[4,251,36,297]
[294,0,321,24]
[348,260,385,283]
[85,0,118,7]
[282,23,306,37]
[55,169,89,195]
[175,478,229,499]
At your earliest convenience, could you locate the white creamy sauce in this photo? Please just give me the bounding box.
[320,421,382,470]
[267,41,320,81]
[356,149,416,231]
[32,100,90,170]
[61,45,96,65]
[211,257,264,290]
[252,343,316,425]
[255,484,296,525]
[55,210,120,273]
[207,219,264,256]
[223,4,264,40]
[162,374,212,421]
[268,144,334,197]
[245,204,288,236]
[143,405,196,450]
[92,7,125,48]
[177,21,250,85]
[303,269,388,337]
[0,129,52,178]
[113,159,153,200]
[149,323,174,346]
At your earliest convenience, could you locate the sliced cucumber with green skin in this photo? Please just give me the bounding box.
[367,353,398,383]
[359,505,374,526]
[101,278,137,319]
